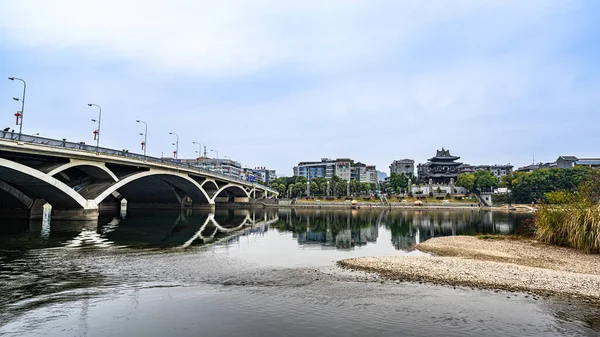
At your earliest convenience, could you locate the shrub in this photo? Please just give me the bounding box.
[535,178,600,253]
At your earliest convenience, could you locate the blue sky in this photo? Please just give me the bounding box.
[1,0,599,176]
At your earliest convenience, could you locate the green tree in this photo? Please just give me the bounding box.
[309,181,318,195]
[474,170,499,189]
[389,172,408,193]
[455,173,475,191]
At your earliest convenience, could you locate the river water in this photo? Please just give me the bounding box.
[1,208,599,336]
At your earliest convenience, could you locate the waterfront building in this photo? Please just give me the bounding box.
[334,159,352,181]
[351,163,378,184]
[556,156,600,169]
[473,164,513,178]
[390,159,415,177]
[240,167,258,182]
[178,157,242,178]
[516,162,555,172]
[417,148,463,184]
[457,163,512,178]
[457,164,476,174]
[294,158,336,180]
[252,167,276,183]
[294,158,375,182]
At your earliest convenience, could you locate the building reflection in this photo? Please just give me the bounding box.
[273,209,379,250]
[385,210,528,250]
[273,208,530,251]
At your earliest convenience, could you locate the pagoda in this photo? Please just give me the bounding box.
[417,148,463,184]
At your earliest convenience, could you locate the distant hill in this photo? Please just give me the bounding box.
[377,171,388,182]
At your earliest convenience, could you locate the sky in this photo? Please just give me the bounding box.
[1,0,599,176]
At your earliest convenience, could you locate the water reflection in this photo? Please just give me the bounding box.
[0,208,279,251]
[272,209,531,251]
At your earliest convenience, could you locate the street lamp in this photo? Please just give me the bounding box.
[211,149,219,159]
[347,180,350,196]
[8,77,26,140]
[169,132,179,159]
[136,120,147,157]
[192,141,203,158]
[87,104,101,153]
[327,180,330,197]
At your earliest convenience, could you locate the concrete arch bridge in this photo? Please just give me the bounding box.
[0,134,277,220]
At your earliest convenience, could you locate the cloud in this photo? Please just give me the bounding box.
[0,0,597,175]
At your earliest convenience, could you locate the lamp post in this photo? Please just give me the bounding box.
[8,77,26,140]
[192,141,203,158]
[210,149,219,159]
[169,132,179,159]
[87,104,101,153]
[136,120,147,157]
[347,180,350,196]
[327,180,330,197]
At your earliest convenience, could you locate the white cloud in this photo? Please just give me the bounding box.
[0,0,594,175]
[0,0,576,76]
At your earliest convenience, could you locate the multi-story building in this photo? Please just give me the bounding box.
[473,164,513,178]
[516,162,555,172]
[335,159,352,181]
[179,157,242,178]
[294,158,336,180]
[241,167,258,182]
[366,166,378,184]
[556,156,600,169]
[389,159,415,177]
[252,167,276,183]
[294,158,375,182]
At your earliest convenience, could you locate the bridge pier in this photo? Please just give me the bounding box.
[0,198,46,220]
[51,208,99,221]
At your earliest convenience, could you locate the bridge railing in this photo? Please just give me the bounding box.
[0,131,276,193]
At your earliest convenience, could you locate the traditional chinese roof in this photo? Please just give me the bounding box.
[429,148,460,162]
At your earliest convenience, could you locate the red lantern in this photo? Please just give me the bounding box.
[93,129,99,140]
[173,150,177,157]
[141,141,145,150]
[14,111,22,125]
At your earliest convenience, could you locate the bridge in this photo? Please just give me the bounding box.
[0,132,277,220]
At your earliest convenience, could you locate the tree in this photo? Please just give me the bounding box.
[474,170,499,189]
[389,172,408,193]
[309,182,318,195]
[456,173,475,192]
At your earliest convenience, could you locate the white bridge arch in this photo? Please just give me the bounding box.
[0,136,278,219]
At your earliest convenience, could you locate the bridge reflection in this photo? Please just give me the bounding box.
[0,208,279,249]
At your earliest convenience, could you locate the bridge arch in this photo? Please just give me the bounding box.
[211,184,250,203]
[94,170,212,205]
[0,180,34,208]
[47,161,119,182]
[0,158,89,209]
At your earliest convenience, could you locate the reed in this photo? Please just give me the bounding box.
[535,183,600,253]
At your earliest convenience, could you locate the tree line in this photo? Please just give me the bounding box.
[269,175,376,198]
[455,166,600,204]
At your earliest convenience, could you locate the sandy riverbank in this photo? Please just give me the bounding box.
[338,236,600,302]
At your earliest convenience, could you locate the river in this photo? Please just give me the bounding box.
[1,207,599,336]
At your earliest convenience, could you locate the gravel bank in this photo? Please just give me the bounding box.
[338,236,600,302]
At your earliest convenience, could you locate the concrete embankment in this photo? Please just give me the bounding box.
[262,201,480,210]
[339,236,600,302]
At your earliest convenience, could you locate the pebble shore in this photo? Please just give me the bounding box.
[338,236,600,302]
